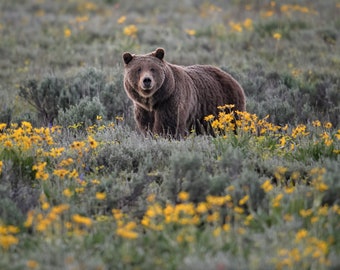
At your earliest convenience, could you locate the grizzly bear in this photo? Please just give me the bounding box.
[122,48,246,138]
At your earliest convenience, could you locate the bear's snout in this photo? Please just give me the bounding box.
[142,77,152,90]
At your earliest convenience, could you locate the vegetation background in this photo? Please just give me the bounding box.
[0,0,339,269]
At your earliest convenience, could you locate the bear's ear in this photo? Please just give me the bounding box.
[153,48,165,61]
[123,52,134,65]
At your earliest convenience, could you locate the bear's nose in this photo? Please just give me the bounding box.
[143,77,152,87]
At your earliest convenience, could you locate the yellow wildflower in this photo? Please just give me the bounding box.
[291,171,300,180]
[88,135,98,148]
[115,116,124,122]
[91,179,101,185]
[243,18,253,30]
[335,130,340,140]
[5,225,19,234]
[244,214,253,226]
[4,140,13,148]
[284,214,293,222]
[185,29,196,36]
[323,122,332,129]
[53,169,69,179]
[178,191,189,201]
[112,209,123,220]
[26,260,39,269]
[32,162,49,181]
[63,188,73,198]
[311,216,319,223]
[229,21,242,32]
[64,28,71,38]
[96,192,106,200]
[314,181,328,192]
[295,229,308,242]
[206,195,226,206]
[116,222,138,239]
[41,202,50,210]
[300,209,313,218]
[71,140,86,150]
[291,124,309,138]
[68,169,79,179]
[272,193,283,208]
[239,195,249,206]
[72,214,92,227]
[49,147,65,157]
[75,15,89,23]
[117,16,126,24]
[261,10,274,17]
[279,136,286,147]
[318,206,328,216]
[123,25,138,37]
[273,32,282,40]
[52,204,69,214]
[196,202,209,214]
[234,206,244,214]
[223,223,231,232]
[24,210,35,228]
[285,186,295,194]
[147,193,156,203]
[237,227,246,235]
[213,227,221,237]
[275,166,288,179]
[261,179,273,193]
[204,114,215,122]
[74,188,85,193]
[206,211,220,222]
[0,234,19,250]
[312,120,321,127]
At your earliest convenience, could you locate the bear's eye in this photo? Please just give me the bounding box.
[137,68,141,73]
[150,68,155,73]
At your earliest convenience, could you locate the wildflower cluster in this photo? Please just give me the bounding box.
[0,224,20,250]
[0,122,57,152]
[229,18,253,33]
[260,167,338,269]
[24,194,93,237]
[274,224,334,269]
[204,105,340,157]
[24,194,70,235]
[205,104,287,137]
[112,209,139,239]
[260,2,317,18]
[123,25,138,38]
[116,15,138,38]
[199,3,222,18]
[139,190,252,243]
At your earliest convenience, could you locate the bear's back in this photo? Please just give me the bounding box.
[183,65,245,113]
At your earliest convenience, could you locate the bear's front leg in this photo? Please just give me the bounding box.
[153,109,187,139]
[134,106,154,134]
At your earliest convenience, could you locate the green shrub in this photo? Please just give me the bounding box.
[99,67,133,124]
[19,67,131,127]
[57,96,106,128]
[66,67,106,103]
[241,66,339,126]
[19,76,66,126]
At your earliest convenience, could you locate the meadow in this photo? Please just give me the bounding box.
[0,0,339,269]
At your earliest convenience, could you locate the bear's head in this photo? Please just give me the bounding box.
[122,48,166,98]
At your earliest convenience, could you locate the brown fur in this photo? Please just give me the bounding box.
[122,48,246,138]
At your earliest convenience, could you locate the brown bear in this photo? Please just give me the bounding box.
[122,48,246,138]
